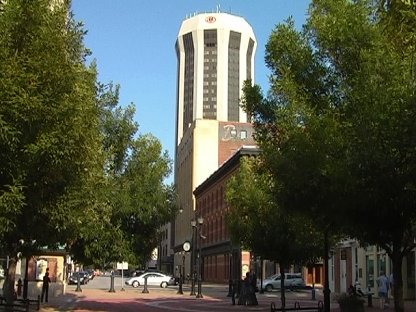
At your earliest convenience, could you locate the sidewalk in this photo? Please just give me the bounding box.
[39,283,416,312]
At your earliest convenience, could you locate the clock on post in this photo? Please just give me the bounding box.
[183,240,191,252]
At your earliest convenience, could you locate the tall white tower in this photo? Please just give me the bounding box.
[173,12,257,270]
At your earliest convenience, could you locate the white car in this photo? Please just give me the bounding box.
[125,272,176,288]
[259,273,306,292]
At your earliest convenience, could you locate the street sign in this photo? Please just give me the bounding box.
[116,262,128,270]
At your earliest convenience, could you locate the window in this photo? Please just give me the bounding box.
[240,130,247,139]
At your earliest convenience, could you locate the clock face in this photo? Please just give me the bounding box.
[183,241,191,252]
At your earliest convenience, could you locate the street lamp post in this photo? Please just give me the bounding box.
[227,242,233,297]
[178,241,191,295]
[196,216,204,299]
[23,256,29,299]
[260,258,264,294]
[190,220,197,296]
[177,252,185,294]
[182,253,185,289]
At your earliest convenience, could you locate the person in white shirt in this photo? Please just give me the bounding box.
[377,271,389,309]
[389,273,394,299]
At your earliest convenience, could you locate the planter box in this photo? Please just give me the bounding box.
[338,293,365,312]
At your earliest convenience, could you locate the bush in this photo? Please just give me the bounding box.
[337,293,365,312]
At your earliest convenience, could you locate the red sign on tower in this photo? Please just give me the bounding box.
[205,16,216,23]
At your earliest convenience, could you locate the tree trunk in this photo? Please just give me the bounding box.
[2,256,17,305]
[323,230,331,312]
[280,265,286,309]
[391,244,404,312]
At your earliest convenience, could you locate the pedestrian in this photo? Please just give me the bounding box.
[248,270,258,305]
[389,273,394,299]
[231,280,236,305]
[377,271,389,309]
[237,273,248,305]
[347,284,356,295]
[249,270,258,293]
[238,271,258,306]
[41,268,51,303]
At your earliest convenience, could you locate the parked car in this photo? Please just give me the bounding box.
[125,272,176,288]
[68,272,89,285]
[130,269,163,277]
[259,273,306,292]
[85,269,95,280]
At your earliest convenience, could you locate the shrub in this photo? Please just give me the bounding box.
[337,293,365,312]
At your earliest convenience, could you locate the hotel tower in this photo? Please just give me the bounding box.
[172,11,257,273]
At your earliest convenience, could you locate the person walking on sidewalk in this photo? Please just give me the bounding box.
[377,271,389,309]
[389,273,394,299]
[41,268,51,303]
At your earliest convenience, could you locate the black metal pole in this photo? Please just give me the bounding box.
[196,227,203,299]
[182,255,185,285]
[158,242,162,271]
[177,269,183,294]
[227,245,232,297]
[108,271,115,293]
[75,273,82,292]
[260,258,264,294]
[190,226,196,296]
[142,276,149,293]
[177,263,183,294]
[23,257,29,299]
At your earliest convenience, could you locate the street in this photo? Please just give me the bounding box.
[42,275,325,311]
[39,276,415,312]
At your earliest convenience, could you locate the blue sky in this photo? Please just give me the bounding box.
[71,1,311,180]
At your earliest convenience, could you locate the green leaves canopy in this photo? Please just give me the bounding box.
[242,1,416,310]
[0,0,105,301]
[0,0,177,276]
[68,83,177,268]
[226,157,322,267]
[0,0,102,253]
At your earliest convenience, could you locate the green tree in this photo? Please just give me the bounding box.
[0,1,177,302]
[0,0,104,301]
[67,81,177,268]
[242,1,416,311]
[226,157,322,307]
[242,12,347,308]
[111,134,176,265]
[309,1,416,311]
[66,82,139,268]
